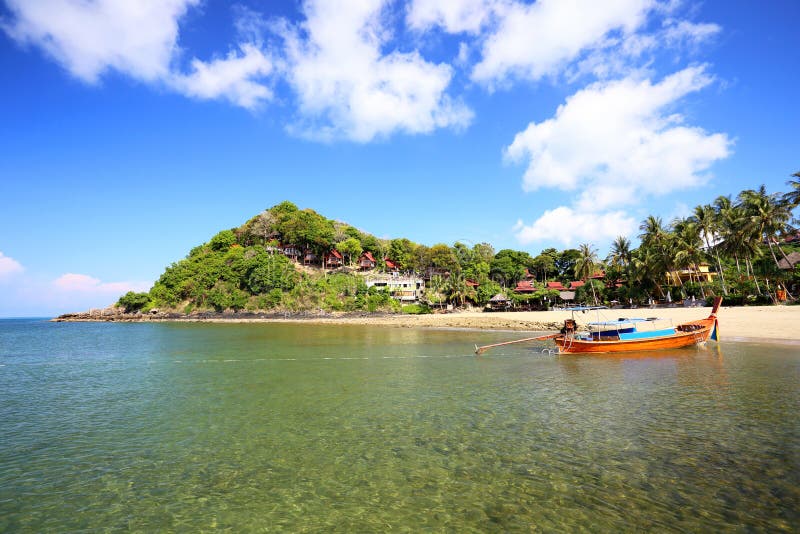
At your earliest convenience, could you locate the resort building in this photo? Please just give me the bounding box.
[281,244,301,261]
[303,249,317,265]
[666,263,717,284]
[358,252,377,270]
[514,280,536,293]
[365,274,425,302]
[325,249,343,268]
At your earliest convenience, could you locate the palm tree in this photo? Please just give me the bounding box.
[608,236,632,270]
[427,274,445,305]
[783,170,800,210]
[446,272,469,308]
[739,185,793,270]
[691,204,728,294]
[575,243,599,304]
[638,215,685,289]
[672,217,707,299]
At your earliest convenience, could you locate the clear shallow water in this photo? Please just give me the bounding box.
[1,319,798,531]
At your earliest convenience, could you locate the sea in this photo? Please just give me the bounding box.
[1,318,798,531]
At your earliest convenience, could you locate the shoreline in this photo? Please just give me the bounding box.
[53,304,800,344]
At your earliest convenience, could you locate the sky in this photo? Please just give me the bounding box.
[0,0,798,317]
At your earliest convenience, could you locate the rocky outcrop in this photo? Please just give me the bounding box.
[51,307,345,322]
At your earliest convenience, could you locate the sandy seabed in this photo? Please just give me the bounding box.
[193,304,800,344]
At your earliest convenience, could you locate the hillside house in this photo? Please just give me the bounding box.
[359,252,377,270]
[325,249,343,268]
[303,249,318,265]
[281,244,301,261]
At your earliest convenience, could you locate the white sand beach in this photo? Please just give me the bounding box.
[196,304,800,343]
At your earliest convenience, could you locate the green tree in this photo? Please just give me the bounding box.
[472,243,495,264]
[490,249,532,286]
[209,229,237,252]
[338,237,363,266]
[428,244,460,273]
[247,253,298,294]
[783,170,800,210]
[388,238,415,270]
[690,204,727,295]
[574,243,599,304]
[739,185,794,271]
[117,291,151,313]
[555,249,580,280]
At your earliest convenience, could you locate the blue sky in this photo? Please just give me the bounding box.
[0,0,798,317]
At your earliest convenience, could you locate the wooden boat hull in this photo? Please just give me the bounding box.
[555,317,717,354]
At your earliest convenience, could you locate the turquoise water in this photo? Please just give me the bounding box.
[1,319,798,531]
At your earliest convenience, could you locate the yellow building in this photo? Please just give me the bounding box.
[666,263,717,285]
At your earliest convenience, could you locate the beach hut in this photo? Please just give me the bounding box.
[358,251,377,270]
[488,293,510,311]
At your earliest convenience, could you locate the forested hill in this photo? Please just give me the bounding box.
[113,201,511,315]
[105,179,800,317]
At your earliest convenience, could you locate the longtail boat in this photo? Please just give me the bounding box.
[475,297,721,355]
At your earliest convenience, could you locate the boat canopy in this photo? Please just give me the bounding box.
[564,306,608,311]
[587,318,660,326]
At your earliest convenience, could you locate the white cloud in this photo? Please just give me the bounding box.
[0,252,24,279]
[407,0,498,34]
[471,0,655,86]
[281,0,472,142]
[1,0,277,110]
[170,44,275,109]
[505,66,731,213]
[53,273,150,295]
[2,0,198,83]
[514,207,636,246]
[663,19,721,47]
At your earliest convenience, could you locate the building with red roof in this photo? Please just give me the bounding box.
[325,249,343,267]
[358,251,376,270]
[514,280,536,293]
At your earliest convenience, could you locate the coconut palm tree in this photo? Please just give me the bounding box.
[446,272,469,308]
[641,215,688,290]
[691,204,728,294]
[783,170,800,210]
[608,236,632,270]
[672,217,707,299]
[739,185,794,270]
[575,243,599,304]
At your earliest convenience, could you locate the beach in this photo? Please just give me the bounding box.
[167,304,800,343]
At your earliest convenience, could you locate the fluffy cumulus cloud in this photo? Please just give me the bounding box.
[506,65,731,244]
[1,0,275,109]
[281,0,472,141]
[407,0,658,86]
[514,207,636,246]
[506,66,730,207]
[473,0,655,85]
[0,0,725,145]
[170,44,275,109]
[0,252,24,279]
[407,0,498,34]
[2,0,198,83]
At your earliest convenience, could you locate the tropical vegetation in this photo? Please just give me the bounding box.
[118,173,800,314]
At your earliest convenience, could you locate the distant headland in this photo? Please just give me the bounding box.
[56,183,800,322]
